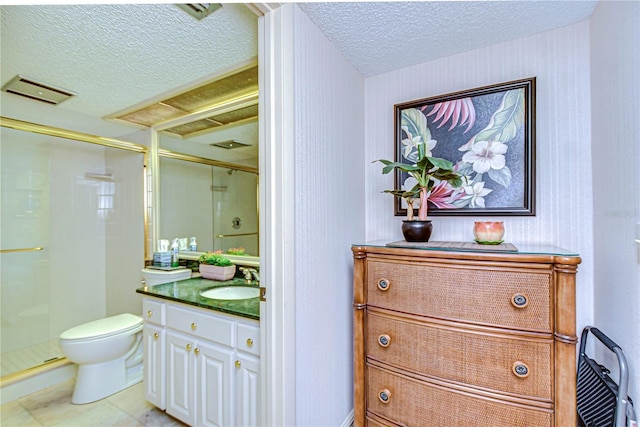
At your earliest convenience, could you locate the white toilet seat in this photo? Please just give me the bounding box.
[60,313,142,342]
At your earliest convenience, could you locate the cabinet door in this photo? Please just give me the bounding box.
[196,339,234,427]
[166,330,196,426]
[236,352,260,427]
[142,324,165,410]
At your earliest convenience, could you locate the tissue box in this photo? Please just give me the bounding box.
[153,251,172,267]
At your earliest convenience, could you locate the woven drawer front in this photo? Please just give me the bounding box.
[365,415,393,427]
[367,311,552,400]
[367,260,551,332]
[367,366,552,427]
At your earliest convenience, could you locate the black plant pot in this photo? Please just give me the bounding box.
[402,220,433,242]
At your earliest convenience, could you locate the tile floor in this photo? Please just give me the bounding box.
[1,380,186,427]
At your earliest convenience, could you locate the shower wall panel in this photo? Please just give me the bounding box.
[1,127,144,376]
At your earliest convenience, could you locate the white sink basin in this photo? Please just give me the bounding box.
[200,286,259,301]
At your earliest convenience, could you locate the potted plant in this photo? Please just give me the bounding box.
[198,252,236,281]
[375,141,464,242]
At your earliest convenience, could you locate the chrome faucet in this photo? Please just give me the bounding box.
[240,267,260,283]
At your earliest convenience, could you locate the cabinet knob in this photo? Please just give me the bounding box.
[235,360,241,368]
[194,348,200,356]
[512,361,530,378]
[147,310,153,317]
[153,332,159,339]
[191,322,197,331]
[186,344,192,352]
[378,389,391,404]
[378,334,391,348]
[246,338,254,347]
[511,293,529,308]
[377,278,391,291]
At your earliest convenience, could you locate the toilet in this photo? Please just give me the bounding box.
[141,267,192,286]
[59,313,143,404]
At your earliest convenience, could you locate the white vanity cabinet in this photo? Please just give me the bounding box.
[235,323,260,426]
[142,299,166,410]
[142,296,260,427]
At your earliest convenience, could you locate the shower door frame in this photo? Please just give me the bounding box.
[0,116,149,383]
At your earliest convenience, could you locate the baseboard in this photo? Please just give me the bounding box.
[340,408,354,427]
[0,362,76,405]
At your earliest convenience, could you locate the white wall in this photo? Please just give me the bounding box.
[364,21,594,336]
[105,148,145,317]
[292,5,366,426]
[159,157,214,249]
[590,0,640,399]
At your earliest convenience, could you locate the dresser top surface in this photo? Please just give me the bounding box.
[353,240,579,257]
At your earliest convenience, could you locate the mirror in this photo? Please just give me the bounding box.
[157,152,259,255]
[137,53,260,266]
[158,114,259,257]
[153,91,259,264]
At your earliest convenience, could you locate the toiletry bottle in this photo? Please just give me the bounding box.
[189,237,197,251]
[171,239,179,268]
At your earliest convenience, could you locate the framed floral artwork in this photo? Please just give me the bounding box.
[394,77,536,216]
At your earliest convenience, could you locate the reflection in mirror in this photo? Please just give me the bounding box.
[154,61,259,262]
[158,154,258,256]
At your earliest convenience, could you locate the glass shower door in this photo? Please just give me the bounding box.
[0,127,58,377]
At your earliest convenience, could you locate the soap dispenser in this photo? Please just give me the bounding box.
[170,238,179,268]
[189,237,197,251]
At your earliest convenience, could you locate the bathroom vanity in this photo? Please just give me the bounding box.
[137,278,259,427]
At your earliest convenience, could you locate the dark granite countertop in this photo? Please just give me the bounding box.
[136,276,260,321]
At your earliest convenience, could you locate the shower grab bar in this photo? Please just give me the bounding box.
[0,246,44,254]
[216,232,258,238]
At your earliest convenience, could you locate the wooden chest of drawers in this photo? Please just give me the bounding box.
[352,245,580,426]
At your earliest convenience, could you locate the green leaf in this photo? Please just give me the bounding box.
[429,156,454,171]
[487,165,512,188]
[459,89,524,150]
[400,108,431,151]
[375,159,421,175]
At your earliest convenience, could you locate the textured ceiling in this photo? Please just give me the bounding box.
[299,1,599,76]
[0,1,599,144]
[0,3,259,122]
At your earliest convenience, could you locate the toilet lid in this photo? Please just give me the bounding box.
[60,313,142,341]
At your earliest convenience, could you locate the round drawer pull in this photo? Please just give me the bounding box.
[191,322,197,331]
[378,389,391,404]
[377,278,390,291]
[153,332,159,339]
[511,293,529,308]
[147,310,153,317]
[512,361,530,378]
[186,344,192,352]
[246,338,254,347]
[194,348,200,356]
[235,360,241,368]
[378,334,391,348]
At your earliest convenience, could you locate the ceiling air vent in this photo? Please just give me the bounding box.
[176,3,222,20]
[210,140,250,149]
[2,75,77,105]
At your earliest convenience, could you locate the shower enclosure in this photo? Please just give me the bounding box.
[0,119,146,379]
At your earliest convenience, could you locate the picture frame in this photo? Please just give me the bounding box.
[394,77,536,216]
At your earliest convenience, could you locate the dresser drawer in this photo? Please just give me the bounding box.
[166,304,234,347]
[367,365,552,427]
[366,310,553,401]
[143,298,166,326]
[367,260,552,332]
